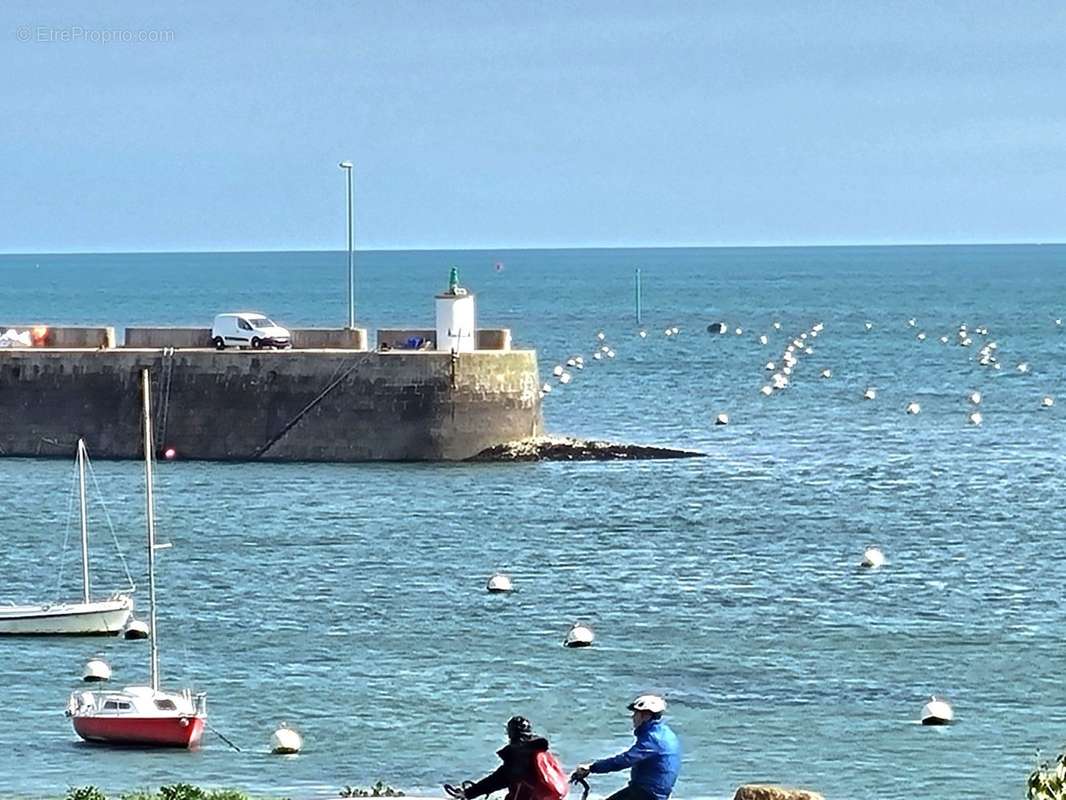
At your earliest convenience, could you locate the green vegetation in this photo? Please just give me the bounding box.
[63,787,287,800]
[338,783,404,798]
[1028,753,1066,800]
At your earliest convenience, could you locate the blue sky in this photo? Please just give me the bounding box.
[2,1,1064,252]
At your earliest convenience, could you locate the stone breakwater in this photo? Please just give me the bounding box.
[469,435,704,461]
[0,348,542,461]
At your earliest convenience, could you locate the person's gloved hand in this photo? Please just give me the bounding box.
[444,784,467,799]
[571,765,592,781]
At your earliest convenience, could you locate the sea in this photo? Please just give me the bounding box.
[1,245,1065,800]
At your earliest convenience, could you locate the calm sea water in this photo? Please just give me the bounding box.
[1,245,1065,800]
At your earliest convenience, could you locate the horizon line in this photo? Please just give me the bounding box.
[1,240,1064,257]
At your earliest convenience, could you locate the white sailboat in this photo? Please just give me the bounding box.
[0,440,134,635]
[67,369,207,747]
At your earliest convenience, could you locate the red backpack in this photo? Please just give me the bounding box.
[523,750,569,800]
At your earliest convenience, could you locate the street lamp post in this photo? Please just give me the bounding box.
[339,161,355,329]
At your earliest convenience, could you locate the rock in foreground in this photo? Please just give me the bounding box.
[469,436,704,461]
[733,785,825,800]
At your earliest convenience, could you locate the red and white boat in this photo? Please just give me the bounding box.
[67,369,207,748]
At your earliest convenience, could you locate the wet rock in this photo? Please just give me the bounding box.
[733,786,825,800]
[469,436,704,461]
[706,322,729,334]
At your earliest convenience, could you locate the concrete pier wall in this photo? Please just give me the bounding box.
[0,349,542,461]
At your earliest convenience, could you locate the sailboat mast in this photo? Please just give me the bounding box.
[141,369,160,693]
[77,439,91,604]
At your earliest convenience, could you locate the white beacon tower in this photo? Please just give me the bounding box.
[436,266,476,353]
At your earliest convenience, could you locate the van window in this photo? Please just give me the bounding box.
[248,316,273,327]
[237,318,253,331]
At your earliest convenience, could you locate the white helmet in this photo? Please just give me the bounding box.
[627,694,666,714]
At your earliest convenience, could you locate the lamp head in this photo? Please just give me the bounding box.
[339,161,353,169]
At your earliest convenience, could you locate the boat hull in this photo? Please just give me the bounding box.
[72,714,205,748]
[0,598,132,635]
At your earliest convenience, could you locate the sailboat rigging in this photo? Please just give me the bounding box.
[0,440,134,635]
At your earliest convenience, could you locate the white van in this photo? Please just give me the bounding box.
[211,313,292,350]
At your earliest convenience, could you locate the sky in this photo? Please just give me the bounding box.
[1,0,1065,252]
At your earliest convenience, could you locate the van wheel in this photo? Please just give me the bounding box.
[213,337,225,351]
[251,337,262,350]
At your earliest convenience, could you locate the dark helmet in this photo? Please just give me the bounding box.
[506,715,533,742]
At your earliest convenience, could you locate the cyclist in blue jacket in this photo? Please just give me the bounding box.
[572,695,681,800]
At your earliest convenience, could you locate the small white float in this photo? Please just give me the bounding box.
[865,322,873,330]
[969,391,982,405]
[82,659,111,683]
[863,388,877,401]
[552,365,564,377]
[861,547,885,568]
[820,369,832,379]
[559,372,572,385]
[921,696,954,726]
[968,411,983,426]
[1042,396,1055,408]
[541,383,552,394]
[596,332,606,341]
[271,722,303,754]
[758,335,768,345]
[906,402,921,415]
[715,413,729,426]
[486,574,514,593]
[122,619,150,640]
[1017,362,1030,374]
[564,623,595,648]
[760,385,773,396]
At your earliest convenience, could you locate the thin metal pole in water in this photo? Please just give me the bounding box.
[339,161,355,329]
[141,369,160,692]
[635,268,643,326]
[77,439,90,604]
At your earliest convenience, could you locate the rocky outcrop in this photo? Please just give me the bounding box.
[733,786,825,800]
[469,436,704,461]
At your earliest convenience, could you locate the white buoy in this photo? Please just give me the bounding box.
[566,358,576,367]
[772,321,781,330]
[960,337,972,347]
[606,349,615,359]
[765,361,775,371]
[593,352,602,360]
[968,411,982,426]
[939,335,949,344]
[714,413,729,426]
[917,332,926,341]
[1056,319,1062,327]
[486,573,514,593]
[969,391,981,405]
[804,347,813,356]
[906,402,921,415]
[921,696,955,726]
[559,372,572,384]
[864,322,873,331]
[758,334,768,345]
[122,619,150,640]
[596,332,606,341]
[782,366,792,376]
[552,365,564,377]
[863,388,877,401]
[861,547,885,568]
[639,330,647,338]
[671,326,680,335]
[664,328,673,337]
[1017,362,1030,374]
[564,623,595,648]
[813,322,824,332]
[760,385,773,396]
[907,318,917,327]
[1042,396,1054,408]
[820,369,832,379]
[541,383,552,394]
[735,327,743,336]
[271,722,303,754]
[82,659,111,682]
